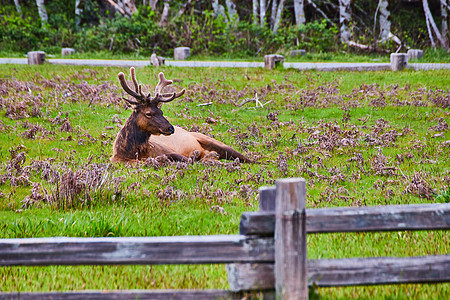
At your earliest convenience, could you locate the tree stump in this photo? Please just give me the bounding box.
[150,54,165,67]
[390,53,407,71]
[27,51,45,65]
[61,48,76,56]
[174,47,191,60]
[264,55,284,70]
[407,49,424,60]
[290,50,306,57]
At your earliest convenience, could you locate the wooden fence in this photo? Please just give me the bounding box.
[1,178,449,299]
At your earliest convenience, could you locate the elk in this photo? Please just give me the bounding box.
[111,67,252,164]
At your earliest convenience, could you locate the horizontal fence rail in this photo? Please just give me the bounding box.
[0,235,274,266]
[0,290,243,300]
[240,203,450,235]
[227,255,450,291]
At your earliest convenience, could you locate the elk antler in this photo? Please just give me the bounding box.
[151,72,185,103]
[118,68,185,105]
[118,67,146,102]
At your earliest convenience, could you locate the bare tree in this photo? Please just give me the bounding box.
[226,0,238,23]
[272,0,286,33]
[253,0,259,25]
[339,0,352,43]
[149,0,159,10]
[36,0,48,26]
[104,0,128,16]
[75,0,83,27]
[442,0,449,46]
[118,0,137,16]
[260,0,266,27]
[160,0,170,26]
[294,0,306,26]
[423,0,449,50]
[14,0,22,16]
[271,0,277,28]
[379,0,390,41]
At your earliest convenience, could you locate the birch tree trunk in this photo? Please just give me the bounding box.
[379,0,391,41]
[118,0,137,16]
[422,0,448,49]
[260,0,266,27]
[253,0,259,25]
[441,0,449,46]
[14,0,22,15]
[272,0,286,33]
[226,0,238,23]
[149,0,159,10]
[294,0,306,26]
[36,0,48,26]
[271,0,278,28]
[159,0,170,26]
[339,0,352,43]
[75,0,83,27]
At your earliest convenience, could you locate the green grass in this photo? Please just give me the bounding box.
[0,64,449,298]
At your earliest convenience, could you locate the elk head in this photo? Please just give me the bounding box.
[118,67,185,136]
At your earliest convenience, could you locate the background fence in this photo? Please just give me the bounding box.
[1,178,449,299]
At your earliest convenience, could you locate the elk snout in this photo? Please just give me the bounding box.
[166,125,175,135]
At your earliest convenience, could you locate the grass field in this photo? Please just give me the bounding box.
[0,64,449,298]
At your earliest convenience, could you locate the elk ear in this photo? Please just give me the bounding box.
[123,97,140,109]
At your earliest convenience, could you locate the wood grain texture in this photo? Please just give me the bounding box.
[240,203,450,235]
[258,186,276,212]
[0,235,274,266]
[0,290,243,300]
[227,186,276,293]
[223,255,450,291]
[275,178,308,299]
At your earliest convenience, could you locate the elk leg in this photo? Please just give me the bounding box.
[164,153,189,162]
[189,132,254,163]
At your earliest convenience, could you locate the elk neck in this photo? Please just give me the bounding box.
[115,111,152,160]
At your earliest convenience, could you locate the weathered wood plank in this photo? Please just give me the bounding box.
[240,203,450,235]
[275,178,308,299]
[0,235,274,266]
[0,290,244,300]
[225,255,450,291]
[258,186,276,212]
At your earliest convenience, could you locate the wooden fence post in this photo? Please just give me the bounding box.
[227,186,276,295]
[275,178,307,299]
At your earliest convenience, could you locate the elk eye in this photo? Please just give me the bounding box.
[145,112,152,118]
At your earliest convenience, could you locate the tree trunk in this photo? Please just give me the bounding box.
[379,0,391,41]
[149,0,159,11]
[75,0,83,27]
[160,0,170,26]
[294,0,306,26]
[226,0,238,23]
[118,0,137,16]
[260,0,266,27]
[14,0,22,15]
[441,0,449,46]
[104,0,128,16]
[253,0,259,25]
[271,0,278,28]
[423,0,448,49]
[339,0,352,43]
[36,0,48,26]
[272,0,286,33]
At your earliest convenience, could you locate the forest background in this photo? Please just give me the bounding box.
[1,0,449,59]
